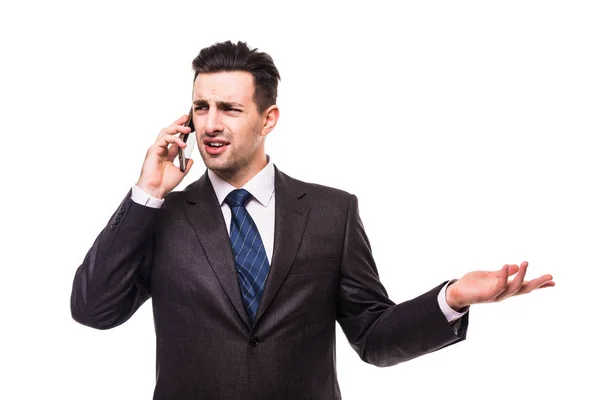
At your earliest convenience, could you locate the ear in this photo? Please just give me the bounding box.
[260,105,279,137]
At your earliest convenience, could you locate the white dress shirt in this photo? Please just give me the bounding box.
[130,157,467,324]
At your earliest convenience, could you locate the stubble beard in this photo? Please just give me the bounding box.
[201,140,263,184]
[204,153,244,176]
[198,121,265,182]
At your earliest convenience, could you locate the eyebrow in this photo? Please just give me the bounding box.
[193,100,245,109]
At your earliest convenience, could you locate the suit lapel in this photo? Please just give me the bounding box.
[184,173,251,329]
[255,167,310,323]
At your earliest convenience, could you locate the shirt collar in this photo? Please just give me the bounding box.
[207,156,275,208]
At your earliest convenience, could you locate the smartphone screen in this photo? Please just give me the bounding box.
[178,107,196,172]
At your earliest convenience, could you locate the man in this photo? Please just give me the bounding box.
[70,40,554,399]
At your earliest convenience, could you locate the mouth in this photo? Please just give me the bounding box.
[203,139,230,155]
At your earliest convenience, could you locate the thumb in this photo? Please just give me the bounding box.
[182,158,194,176]
[499,264,509,283]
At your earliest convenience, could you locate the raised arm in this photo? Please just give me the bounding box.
[70,114,195,329]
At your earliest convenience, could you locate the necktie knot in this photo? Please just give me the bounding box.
[225,189,252,208]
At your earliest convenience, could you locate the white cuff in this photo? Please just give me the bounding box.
[131,185,165,208]
[437,281,468,323]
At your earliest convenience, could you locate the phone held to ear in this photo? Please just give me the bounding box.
[178,107,196,172]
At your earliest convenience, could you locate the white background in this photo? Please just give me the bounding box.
[1,0,598,399]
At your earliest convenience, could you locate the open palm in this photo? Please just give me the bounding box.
[447,262,555,310]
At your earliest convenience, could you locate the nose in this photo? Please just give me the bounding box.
[205,107,224,135]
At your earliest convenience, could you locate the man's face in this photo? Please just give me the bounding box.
[192,71,266,178]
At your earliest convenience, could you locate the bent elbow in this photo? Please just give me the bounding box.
[360,349,416,368]
[70,294,110,330]
[70,290,126,330]
[358,342,413,368]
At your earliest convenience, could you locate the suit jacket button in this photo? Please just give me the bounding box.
[249,337,259,347]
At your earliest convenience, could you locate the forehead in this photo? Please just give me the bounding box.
[192,71,255,103]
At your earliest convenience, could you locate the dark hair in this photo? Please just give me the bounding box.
[192,41,280,113]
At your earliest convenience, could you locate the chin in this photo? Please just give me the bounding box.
[203,157,235,173]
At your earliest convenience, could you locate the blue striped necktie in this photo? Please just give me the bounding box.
[224,189,270,321]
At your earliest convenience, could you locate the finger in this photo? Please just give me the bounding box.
[157,125,192,140]
[494,264,517,278]
[492,264,513,301]
[495,264,507,277]
[155,134,187,151]
[495,262,528,301]
[172,114,191,126]
[506,264,520,276]
[499,264,509,283]
[491,265,511,299]
[510,262,528,287]
[182,158,194,176]
[166,140,181,162]
[515,274,554,295]
[164,124,192,136]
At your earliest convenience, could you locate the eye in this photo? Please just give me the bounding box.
[225,107,242,113]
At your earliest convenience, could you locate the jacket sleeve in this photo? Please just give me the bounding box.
[336,194,468,367]
[70,190,161,330]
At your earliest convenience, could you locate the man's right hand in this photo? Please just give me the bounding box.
[136,114,195,199]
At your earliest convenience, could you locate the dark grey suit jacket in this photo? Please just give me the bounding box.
[71,166,468,399]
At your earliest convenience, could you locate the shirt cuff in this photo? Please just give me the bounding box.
[437,280,468,323]
[131,185,165,208]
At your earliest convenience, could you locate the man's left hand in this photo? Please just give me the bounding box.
[446,261,555,311]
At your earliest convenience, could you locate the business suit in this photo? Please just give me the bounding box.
[71,166,468,399]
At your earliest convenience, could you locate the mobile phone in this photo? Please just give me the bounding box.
[178,107,196,172]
